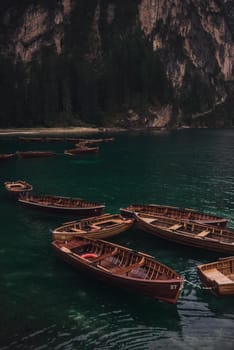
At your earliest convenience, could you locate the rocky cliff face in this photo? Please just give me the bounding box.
[0,0,233,127]
[139,0,234,82]
[138,0,234,126]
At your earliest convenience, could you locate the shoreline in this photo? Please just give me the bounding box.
[0,126,127,136]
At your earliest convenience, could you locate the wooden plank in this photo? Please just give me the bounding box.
[169,224,183,231]
[197,230,210,237]
[144,217,158,224]
[110,257,145,275]
[61,246,72,253]
[91,248,119,264]
[205,268,232,284]
[70,227,84,233]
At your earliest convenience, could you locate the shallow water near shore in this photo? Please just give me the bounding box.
[1,129,234,349]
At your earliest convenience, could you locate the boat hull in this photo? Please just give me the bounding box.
[120,205,228,228]
[52,244,183,304]
[0,153,15,161]
[197,258,234,296]
[18,199,104,216]
[4,181,33,197]
[197,270,234,296]
[16,151,55,158]
[53,221,134,241]
[137,217,234,254]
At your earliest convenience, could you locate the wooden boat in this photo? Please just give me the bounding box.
[52,213,134,241]
[197,256,234,296]
[73,138,114,147]
[16,151,56,158]
[52,236,184,304]
[103,137,115,142]
[0,153,15,161]
[75,139,104,146]
[18,193,105,216]
[66,138,83,142]
[4,180,33,196]
[120,204,228,228]
[64,146,99,155]
[136,213,234,254]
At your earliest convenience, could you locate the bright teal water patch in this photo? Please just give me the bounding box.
[0,129,234,349]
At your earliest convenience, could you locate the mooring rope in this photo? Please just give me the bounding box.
[184,278,214,290]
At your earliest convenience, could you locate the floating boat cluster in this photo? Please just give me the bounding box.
[4,180,234,303]
[0,136,115,159]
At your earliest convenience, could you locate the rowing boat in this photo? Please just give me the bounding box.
[120,203,228,227]
[64,146,99,155]
[197,256,234,296]
[52,213,134,241]
[52,236,184,304]
[16,151,56,158]
[18,193,105,216]
[4,180,33,196]
[0,153,15,161]
[136,213,234,254]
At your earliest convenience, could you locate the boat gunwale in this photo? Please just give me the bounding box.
[18,198,105,210]
[136,213,234,253]
[120,204,228,224]
[54,215,133,233]
[52,237,184,303]
[53,246,182,283]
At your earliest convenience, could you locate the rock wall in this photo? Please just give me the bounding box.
[139,0,234,87]
[0,0,233,127]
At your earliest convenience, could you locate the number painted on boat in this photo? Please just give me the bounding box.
[170,284,177,290]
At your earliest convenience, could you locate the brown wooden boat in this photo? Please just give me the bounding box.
[66,138,82,142]
[120,204,228,228]
[74,137,114,146]
[103,137,115,142]
[52,236,184,304]
[16,151,56,158]
[52,213,134,241]
[64,146,99,156]
[75,139,104,146]
[4,180,33,196]
[0,153,15,161]
[136,213,234,254]
[18,193,105,216]
[197,256,234,296]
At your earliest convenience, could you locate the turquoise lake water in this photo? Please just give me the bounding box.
[0,129,234,349]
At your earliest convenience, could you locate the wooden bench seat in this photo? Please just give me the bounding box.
[205,268,232,284]
[91,248,119,264]
[227,273,234,281]
[110,257,145,275]
[70,227,84,233]
[169,224,183,231]
[197,230,210,237]
[144,217,158,224]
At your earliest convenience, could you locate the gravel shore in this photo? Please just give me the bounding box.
[0,127,126,136]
